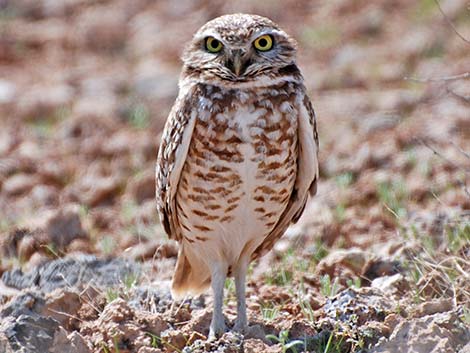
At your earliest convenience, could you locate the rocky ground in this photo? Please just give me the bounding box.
[0,0,469,352]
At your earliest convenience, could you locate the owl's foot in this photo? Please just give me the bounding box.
[209,318,227,340]
[233,317,247,333]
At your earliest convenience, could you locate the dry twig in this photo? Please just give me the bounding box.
[434,0,470,45]
[446,87,470,105]
[404,72,470,83]
[418,138,470,199]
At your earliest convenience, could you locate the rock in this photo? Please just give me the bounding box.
[17,234,37,261]
[127,283,173,314]
[411,298,454,318]
[244,338,278,353]
[128,170,155,204]
[371,310,470,353]
[371,274,409,296]
[2,173,39,196]
[24,252,50,272]
[383,313,402,335]
[138,347,164,353]
[126,241,178,262]
[81,298,169,353]
[0,314,61,353]
[101,130,134,156]
[161,329,187,352]
[0,228,31,258]
[67,238,92,253]
[51,327,92,353]
[42,289,81,329]
[77,7,128,52]
[460,342,470,353]
[79,175,123,207]
[184,331,244,353]
[324,287,394,325]
[359,113,400,136]
[42,204,87,249]
[316,248,370,276]
[362,258,402,281]
[0,79,16,104]
[31,184,59,206]
[16,84,73,121]
[288,320,316,339]
[1,255,139,292]
[183,309,212,336]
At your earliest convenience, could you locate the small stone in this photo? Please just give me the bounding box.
[184,309,212,336]
[411,298,454,318]
[17,235,37,262]
[160,329,187,353]
[128,170,155,204]
[2,173,39,196]
[371,274,409,295]
[317,248,370,276]
[31,184,59,206]
[42,289,81,329]
[67,238,92,253]
[43,204,87,249]
[244,338,278,353]
[24,252,50,272]
[138,347,163,353]
[80,176,122,207]
[51,327,92,353]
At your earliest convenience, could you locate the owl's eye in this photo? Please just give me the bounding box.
[205,37,223,53]
[253,34,273,51]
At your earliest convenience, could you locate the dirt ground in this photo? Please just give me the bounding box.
[0,0,469,352]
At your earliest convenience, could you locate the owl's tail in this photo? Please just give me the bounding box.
[171,244,211,299]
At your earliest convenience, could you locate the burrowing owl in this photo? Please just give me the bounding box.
[156,13,318,337]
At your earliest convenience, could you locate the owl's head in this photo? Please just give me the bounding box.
[181,14,299,85]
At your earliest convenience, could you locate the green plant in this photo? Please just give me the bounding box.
[260,301,281,322]
[128,103,150,129]
[346,277,361,289]
[335,172,354,189]
[106,288,120,303]
[377,179,408,219]
[98,236,115,256]
[311,240,329,264]
[266,330,304,353]
[224,278,236,305]
[311,329,346,353]
[145,332,184,353]
[320,274,340,297]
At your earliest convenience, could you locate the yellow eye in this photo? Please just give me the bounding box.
[205,37,223,53]
[254,34,273,51]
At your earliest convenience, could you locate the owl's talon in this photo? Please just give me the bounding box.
[208,323,227,340]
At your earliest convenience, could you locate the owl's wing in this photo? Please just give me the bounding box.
[156,85,200,242]
[253,86,319,258]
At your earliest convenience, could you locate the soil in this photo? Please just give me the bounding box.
[0,0,469,352]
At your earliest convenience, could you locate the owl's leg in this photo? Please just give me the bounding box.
[209,262,227,339]
[233,257,249,332]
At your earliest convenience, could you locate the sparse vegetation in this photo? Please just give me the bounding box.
[0,0,469,352]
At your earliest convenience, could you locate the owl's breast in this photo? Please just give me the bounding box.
[175,83,299,263]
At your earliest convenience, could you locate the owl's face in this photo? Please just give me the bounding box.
[181,14,298,84]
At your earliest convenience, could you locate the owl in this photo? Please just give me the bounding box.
[156,13,319,338]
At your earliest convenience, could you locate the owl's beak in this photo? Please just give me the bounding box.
[228,50,248,76]
[233,54,243,76]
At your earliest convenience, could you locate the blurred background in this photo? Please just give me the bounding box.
[0,0,469,270]
[0,1,469,351]
[0,0,470,252]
